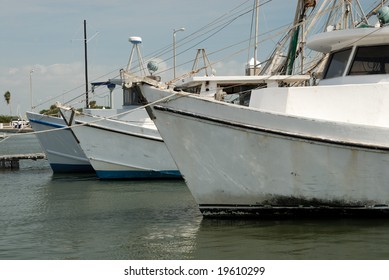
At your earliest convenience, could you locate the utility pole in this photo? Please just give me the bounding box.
[84,20,89,108]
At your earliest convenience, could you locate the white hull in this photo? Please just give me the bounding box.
[63,108,181,179]
[26,111,94,173]
[140,84,389,217]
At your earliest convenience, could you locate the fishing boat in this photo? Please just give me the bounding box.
[132,4,389,217]
[58,37,181,179]
[58,97,181,179]
[26,111,94,173]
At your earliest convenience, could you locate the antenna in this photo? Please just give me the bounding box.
[126,36,146,76]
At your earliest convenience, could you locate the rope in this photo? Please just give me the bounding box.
[0,90,184,144]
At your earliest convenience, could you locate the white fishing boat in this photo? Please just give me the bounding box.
[58,36,181,179]
[26,111,94,173]
[134,6,389,217]
[58,101,181,179]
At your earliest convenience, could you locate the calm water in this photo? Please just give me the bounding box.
[1,133,389,260]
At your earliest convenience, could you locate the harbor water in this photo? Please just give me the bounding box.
[1,133,389,260]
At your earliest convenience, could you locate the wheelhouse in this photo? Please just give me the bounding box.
[323,44,389,80]
[307,27,389,86]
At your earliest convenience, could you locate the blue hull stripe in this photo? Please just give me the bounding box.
[29,118,66,129]
[96,170,182,179]
[50,163,95,174]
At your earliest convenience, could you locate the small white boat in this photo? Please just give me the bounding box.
[57,34,182,179]
[58,85,181,180]
[26,111,94,173]
[58,35,182,180]
[135,8,389,217]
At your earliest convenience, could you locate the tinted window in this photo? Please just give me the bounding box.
[349,45,389,75]
[123,87,143,106]
[324,48,352,79]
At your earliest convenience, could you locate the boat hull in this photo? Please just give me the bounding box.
[64,109,181,180]
[140,84,389,218]
[26,112,94,173]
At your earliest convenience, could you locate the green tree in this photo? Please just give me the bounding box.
[0,115,12,123]
[39,104,60,116]
[3,91,12,115]
[88,100,105,109]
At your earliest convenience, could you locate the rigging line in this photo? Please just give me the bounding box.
[131,1,275,69]
[59,90,183,123]
[32,66,122,110]
[174,0,273,60]
[364,0,389,21]
[343,25,387,50]
[110,0,387,81]
[130,5,256,73]
[1,90,183,143]
[35,1,287,110]
[162,18,308,80]
[139,0,272,72]
[174,13,294,75]
[159,1,336,80]
[133,0,255,66]
[158,22,292,78]
[99,2,257,78]
[37,1,272,109]
[167,24,306,87]
[181,0,270,40]
[36,3,253,109]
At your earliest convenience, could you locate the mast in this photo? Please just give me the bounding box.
[84,19,89,109]
[285,0,316,75]
[285,0,304,75]
[254,0,259,75]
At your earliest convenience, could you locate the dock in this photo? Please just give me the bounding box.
[0,153,46,169]
[0,127,33,134]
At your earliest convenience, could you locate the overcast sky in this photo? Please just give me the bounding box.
[0,0,380,116]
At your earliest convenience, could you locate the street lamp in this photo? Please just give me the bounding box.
[173,27,185,79]
[29,69,34,111]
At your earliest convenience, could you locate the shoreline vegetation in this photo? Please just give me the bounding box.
[0,115,31,132]
[1,100,106,134]
[0,115,16,123]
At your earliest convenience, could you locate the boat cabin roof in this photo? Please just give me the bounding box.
[307,27,389,53]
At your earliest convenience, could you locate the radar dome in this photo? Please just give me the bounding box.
[147,61,158,74]
[377,6,389,25]
[129,36,142,44]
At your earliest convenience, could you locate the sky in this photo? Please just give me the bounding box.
[0,0,381,117]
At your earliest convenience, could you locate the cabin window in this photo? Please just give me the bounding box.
[123,87,143,106]
[323,48,352,79]
[182,85,201,94]
[348,45,389,76]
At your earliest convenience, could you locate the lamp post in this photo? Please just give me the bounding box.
[29,69,34,111]
[173,27,185,79]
